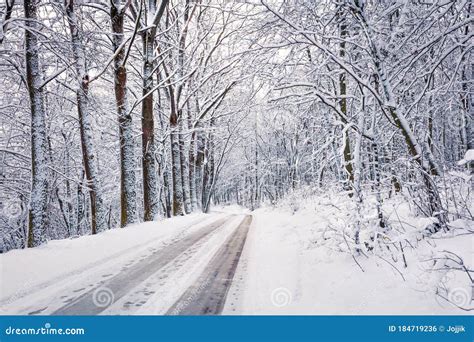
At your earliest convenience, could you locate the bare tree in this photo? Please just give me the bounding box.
[65,0,106,234]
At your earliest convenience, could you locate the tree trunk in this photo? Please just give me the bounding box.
[111,1,138,227]
[179,110,191,213]
[172,0,192,215]
[189,127,197,211]
[170,106,184,216]
[202,118,215,213]
[195,127,206,209]
[460,20,473,172]
[66,0,106,234]
[338,10,354,195]
[141,31,159,221]
[461,65,473,174]
[24,0,48,247]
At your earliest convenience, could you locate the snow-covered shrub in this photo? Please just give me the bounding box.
[276,186,317,214]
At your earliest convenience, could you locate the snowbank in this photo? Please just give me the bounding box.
[224,192,473,315]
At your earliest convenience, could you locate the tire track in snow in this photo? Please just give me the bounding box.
[166,215,252,315]
[0,216,213,308]
[47,216,234,315]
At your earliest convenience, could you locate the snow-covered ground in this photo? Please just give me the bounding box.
[0,212,238,314]
[223,193,473,315]
[1,196,472,315]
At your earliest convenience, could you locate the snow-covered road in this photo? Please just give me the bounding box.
[1,203,470,316]
[0,213,251,315]
[167,215,252,315]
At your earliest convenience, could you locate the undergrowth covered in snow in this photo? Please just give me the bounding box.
[250,173,473,313]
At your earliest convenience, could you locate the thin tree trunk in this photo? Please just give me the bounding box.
[162,164,172,218]
[170,105,184,216]
[62,132,76,235]
[0,0,14,45]
[195,126,205,209]
[179,112,191,213]
[141,30,159,221]
[460,9,473,172]
[202,118,215,213]
[338,10,354,195]
[254,115,260,207]
[76,171,86,235]
[188,126,197,211]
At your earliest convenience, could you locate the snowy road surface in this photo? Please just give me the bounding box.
[0,213,251,315]
[167,215,252,315]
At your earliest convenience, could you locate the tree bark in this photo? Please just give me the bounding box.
[179,110,191,213]
[338,12,354,195]
[170,104,184,216]
[140,0,168,221]
[24,0,48,247]
[111,1,138,227]
[188,122,197,211]
[66,0,106,234]
[202,118,215,213]
[141,30,159,221]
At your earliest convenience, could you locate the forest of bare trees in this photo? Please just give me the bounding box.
[0,0,472,252]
